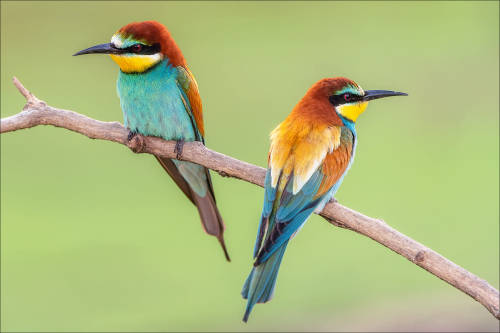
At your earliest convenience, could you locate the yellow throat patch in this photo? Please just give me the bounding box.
[337,102,368,122]
[109,53,162,73]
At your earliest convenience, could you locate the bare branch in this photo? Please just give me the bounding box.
[2,77,499,320]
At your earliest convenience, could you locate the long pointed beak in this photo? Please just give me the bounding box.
[73,43,123,56]
[363,90,408,102]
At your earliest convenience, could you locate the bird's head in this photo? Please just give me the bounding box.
[73,21,185,73]
[304,78,407,124]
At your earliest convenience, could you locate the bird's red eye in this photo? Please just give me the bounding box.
[131,44,142,53]
[344,93,352,102]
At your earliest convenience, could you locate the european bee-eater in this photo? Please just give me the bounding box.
[73,21,229,261]
[242,77,407,321]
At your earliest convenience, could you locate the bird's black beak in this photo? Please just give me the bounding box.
[73,43,124,56]
[363,90,408,102]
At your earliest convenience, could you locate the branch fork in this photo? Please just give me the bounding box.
[2,77,499,320]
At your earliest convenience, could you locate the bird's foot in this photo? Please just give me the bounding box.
[174,140,185,160]
[328,197,338,204]
[127,130,138,141]
[127,131,146,153]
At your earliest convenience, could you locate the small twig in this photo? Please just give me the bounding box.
[12,76,34,101]
[2,77,499,320]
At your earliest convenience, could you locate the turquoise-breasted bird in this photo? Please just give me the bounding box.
[242,77,407,321]
[73,21,230,261]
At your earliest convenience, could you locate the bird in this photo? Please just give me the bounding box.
[241,77,407,321]
[73,21,230,261]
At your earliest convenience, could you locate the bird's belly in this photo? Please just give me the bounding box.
[117,72,196,141]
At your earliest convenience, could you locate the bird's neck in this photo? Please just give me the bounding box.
[340,117,356,136]
[118,58,176,77]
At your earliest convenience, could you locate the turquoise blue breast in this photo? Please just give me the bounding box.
[116,60,196,141]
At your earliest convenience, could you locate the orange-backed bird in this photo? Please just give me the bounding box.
[242,77,407,321]
[73,21,230,261]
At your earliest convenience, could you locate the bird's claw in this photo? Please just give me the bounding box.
[127,130,137,141]
[328,197,338,204]
[127,131,146,153]
[174,140,185,160]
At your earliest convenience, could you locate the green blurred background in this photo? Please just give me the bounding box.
[1,1,498,332]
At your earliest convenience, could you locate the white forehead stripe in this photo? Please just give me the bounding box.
[111,35,123,48]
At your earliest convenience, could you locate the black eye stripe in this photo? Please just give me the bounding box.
[125,43,161,55]
[329,93,363,106]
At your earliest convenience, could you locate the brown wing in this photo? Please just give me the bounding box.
[185,69,204,137]
[159,67,229,260]
[177,66,204,138]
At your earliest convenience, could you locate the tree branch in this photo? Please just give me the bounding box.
[2,77,499,320]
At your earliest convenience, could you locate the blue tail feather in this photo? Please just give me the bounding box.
[242,242,288,322]
[241,267,255,299]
